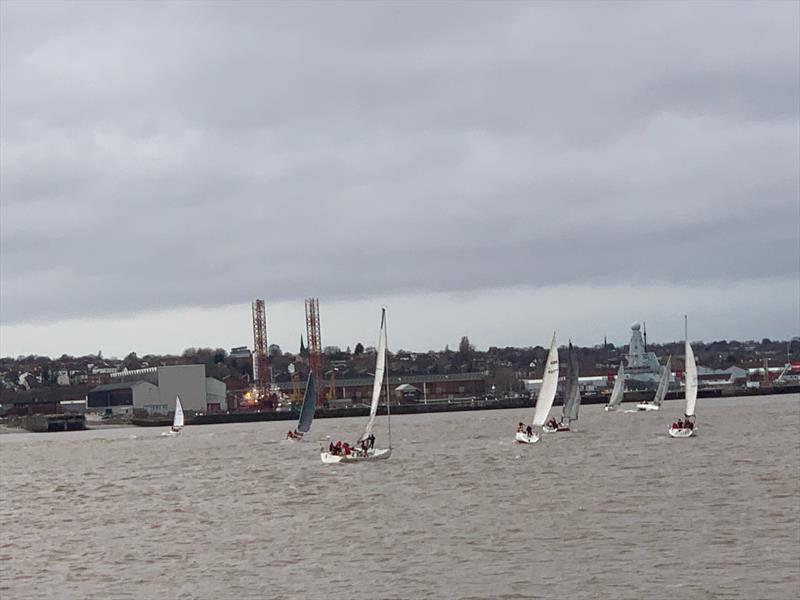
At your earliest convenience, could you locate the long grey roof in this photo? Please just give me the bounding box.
[276,371,487,389]
[89,382,150,392]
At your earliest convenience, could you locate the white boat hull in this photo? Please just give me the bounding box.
[161,429,181,437]
[515,431,540,444]
[542,423,570,433]
[636,402,660,411]
[320,447,392,463]
[668,427,696,438]
[604,405,618,412]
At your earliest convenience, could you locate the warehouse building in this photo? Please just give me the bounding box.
[88,365,226,416]
[86,381,159,415]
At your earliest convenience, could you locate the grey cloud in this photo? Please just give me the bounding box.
[1,0,798,326]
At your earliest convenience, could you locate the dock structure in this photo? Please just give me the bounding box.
[22,414,86,432]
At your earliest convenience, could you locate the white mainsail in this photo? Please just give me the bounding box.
[652,356,672,407]
[532,333,560,427]
[608,363,625,407]
[173,396,184,429]
[684,341,698,417]
[361,308,387,440]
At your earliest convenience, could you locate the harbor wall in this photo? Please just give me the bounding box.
[128,385,798,428]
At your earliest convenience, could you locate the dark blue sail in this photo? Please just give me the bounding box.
[296,373,316,434]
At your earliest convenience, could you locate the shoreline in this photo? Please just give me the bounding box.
[2,385,795,433]
[130,384,800,428]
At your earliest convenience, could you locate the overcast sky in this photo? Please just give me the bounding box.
[1,1,798,358]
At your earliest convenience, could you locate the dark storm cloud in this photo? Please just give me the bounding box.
[1,0,798,324]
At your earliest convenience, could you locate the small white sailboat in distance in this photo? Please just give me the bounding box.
[636,356,671,412]
[162,396,184,436]
[516,332,559,444]
[604,363,625,411]
[286,373,316,441]
[321,308,392,463]
[669,317,698,438]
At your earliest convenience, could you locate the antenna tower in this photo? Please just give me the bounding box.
[305,298,323,405]
[643,321,647,352]
[252,299,270,400]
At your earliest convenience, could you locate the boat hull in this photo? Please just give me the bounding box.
[161,429,181,437]
[604,405,617,412]
[636,403,660,411]
[542,424,570,433]
[668,427,696,438]
[321,448,392,463]
[515,431,539,444]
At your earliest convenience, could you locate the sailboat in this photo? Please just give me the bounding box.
[286,373,316,441]
[560,341,581,430]
[669,318,698,438]
[320,308,392,463]
[637,356,671,411]
[604,363,626,411]
[162,396,184,436]
[516,332,559,444]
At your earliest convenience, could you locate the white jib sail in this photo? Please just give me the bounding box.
[173,396,185,429]
[653,356,671,407]
[684,341,698,417]
[362,308,386,440]
[608,363,625,407]
[532,333,560,427]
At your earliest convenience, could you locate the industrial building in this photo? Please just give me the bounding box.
[88,365,226,416]
[86,381,159,415]
[276,372,488,407]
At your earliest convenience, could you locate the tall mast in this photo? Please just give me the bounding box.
[643,321,647,352]
[383,308,392,449]
[684,315,688,377]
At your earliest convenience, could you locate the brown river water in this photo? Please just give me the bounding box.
[1,393,798,600]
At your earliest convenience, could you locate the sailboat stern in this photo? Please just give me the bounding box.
[321,451,345,463]
[668,427,696,438]
[515,431,540,444]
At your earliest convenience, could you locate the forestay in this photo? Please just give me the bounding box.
[684,341,698,417]
[361,308,387,441]
[296,374,316,435]
[532,333,560,427]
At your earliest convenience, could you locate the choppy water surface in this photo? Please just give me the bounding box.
[1,394,798,599]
